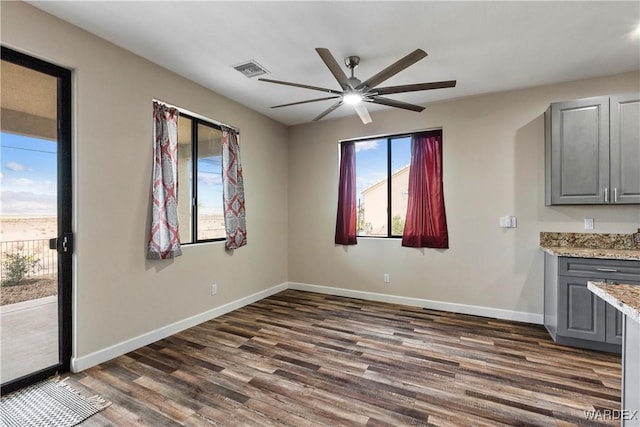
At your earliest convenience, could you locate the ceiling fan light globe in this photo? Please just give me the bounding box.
[343,93,362,105]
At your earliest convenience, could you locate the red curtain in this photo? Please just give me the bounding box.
[402,131,449,248]
[335,142,357,245]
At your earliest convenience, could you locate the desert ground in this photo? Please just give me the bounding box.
[0,215,225,241]
[0,216,58,242]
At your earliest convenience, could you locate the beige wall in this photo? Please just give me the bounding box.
[288,72,640,317]
[1,2,289,358]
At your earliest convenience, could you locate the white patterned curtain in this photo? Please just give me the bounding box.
[147,102,182,259]
[222,127,247,250]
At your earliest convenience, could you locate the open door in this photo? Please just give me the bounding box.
[1,46,72,394]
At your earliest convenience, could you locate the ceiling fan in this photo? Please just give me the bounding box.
[259,48,456,124]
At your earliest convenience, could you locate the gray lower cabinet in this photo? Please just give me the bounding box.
[544,254,640,352]
[557,276,606,342]
[545,93,640,205]
[606,300,624,345]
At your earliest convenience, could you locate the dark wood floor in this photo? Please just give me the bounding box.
[68,290,622,426]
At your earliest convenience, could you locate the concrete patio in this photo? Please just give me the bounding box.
[0,296,58,384]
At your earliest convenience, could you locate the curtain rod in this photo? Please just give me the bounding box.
[338,126,441,143]
[153,98,240,134]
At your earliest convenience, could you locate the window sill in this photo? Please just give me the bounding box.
[180,238,226,246]
[356,236,402,240]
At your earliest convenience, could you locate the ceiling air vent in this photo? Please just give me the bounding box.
[232,60,269,78]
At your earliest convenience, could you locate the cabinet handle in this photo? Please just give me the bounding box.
[614,188,618,203]
[596,268,618,272]
[604,187,609,203]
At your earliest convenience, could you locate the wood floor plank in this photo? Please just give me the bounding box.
[66,290,621,426]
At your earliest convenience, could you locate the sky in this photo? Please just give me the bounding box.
[1,131,407,218]
[354,136,411,204]
[196,155,224,215]
[1,132,57,217]
[0,129,225,219]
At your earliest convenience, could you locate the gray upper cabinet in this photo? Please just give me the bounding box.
[545,93,640,205]
[610,93,640,204]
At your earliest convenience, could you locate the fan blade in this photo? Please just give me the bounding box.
[374,80,456,95]
[354,103,372,124]
[259,78,342,95]
[367,96,425,112]
[313,100,343,121]
[316,48,350,90]
[356,49,427,90]
[271,96,341,108]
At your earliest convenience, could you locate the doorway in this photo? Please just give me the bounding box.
[0,46,72,393]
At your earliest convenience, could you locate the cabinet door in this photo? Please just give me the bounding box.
[557,276,606,341]
[548,97,609,205]
[605,280,640,345]
[605,305,623,345]
[610,93,640,204]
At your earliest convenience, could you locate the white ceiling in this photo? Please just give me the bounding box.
[29,1,640,126]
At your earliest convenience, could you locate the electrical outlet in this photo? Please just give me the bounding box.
[383,273,390,283]
[584,218,594,230]
[211,284,217,295]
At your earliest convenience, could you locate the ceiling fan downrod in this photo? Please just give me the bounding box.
[345,55,360,77]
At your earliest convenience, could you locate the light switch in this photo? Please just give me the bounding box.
[499,216,517,228]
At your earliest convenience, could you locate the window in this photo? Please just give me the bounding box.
[337,129,447,247]
[177,113,225,243]
[353,134,412,237]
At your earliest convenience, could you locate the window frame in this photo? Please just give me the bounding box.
[179,111,225,245]
[345,129,442,239]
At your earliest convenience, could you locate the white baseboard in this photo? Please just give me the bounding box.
[71,282,288,372]
[288,282,544,325]
[72,280,542,372]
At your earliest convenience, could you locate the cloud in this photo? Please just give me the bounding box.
[5,161,28,171]
[2,178,56,195]
[197,172,222,186]
[1,191,56,215]
[355,140,379,153]
[10,178,34,186]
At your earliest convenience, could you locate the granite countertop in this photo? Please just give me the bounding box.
[540,246,640,261]
[587,281,640,324]
[540,232,640,261]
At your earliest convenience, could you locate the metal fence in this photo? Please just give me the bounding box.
[0,239,58,280]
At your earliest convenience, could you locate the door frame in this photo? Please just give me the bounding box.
[1,46,73,394]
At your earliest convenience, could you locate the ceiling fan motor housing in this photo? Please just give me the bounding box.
[345,56,360,70]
